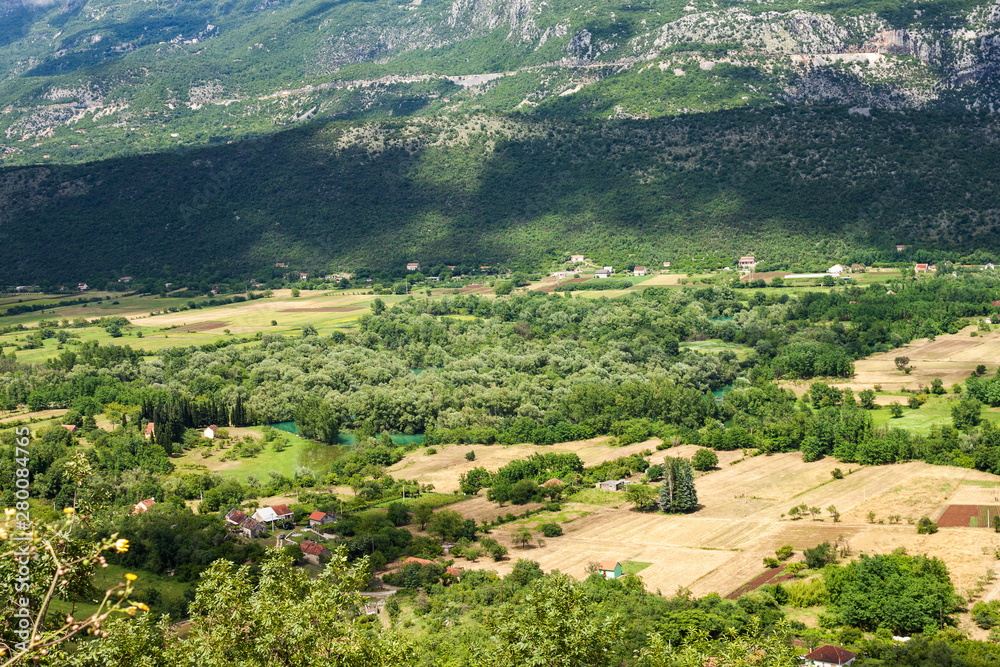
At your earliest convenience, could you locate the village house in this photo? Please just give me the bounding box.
[225,508,248,527]
[595,268,613,279]
[118,276,132,284]
[595,479,631,492]
[78,283,89,291]
[985,263,996,270]
[914,263,930,274]
[252,504,294,526]
[132,498,156,515]
[275,262,288,268]
[598,560,623,579]
[238,516,265,539]
[298,540,332,565]
[896,245,907,252]
[144,422,155,439]
[850,264,865,272]
[203,425,218,439]
[308,510,337,528]
[633,267,647,276]
[737,256,756,270]
[802,645,857,666]
[662,262,671,268]
[827,264,844,276]
[570,254,585,263]
[406,262,420,271]
[62,424,78,434]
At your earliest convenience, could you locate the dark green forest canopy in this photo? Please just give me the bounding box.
[2,107,999,283]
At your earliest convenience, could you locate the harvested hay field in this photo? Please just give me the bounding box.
[636,274,684,287]
[938,505,1000,528]
[166,320,228,331]
[783,325,1000,396]
[388,438,660,493]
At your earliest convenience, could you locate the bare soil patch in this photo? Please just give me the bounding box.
[0,408,68,423]
[725,566,797,599]
[535,277,589,293]
[938,505,1000,528]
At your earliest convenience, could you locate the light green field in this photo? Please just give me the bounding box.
[622,561,652,576]
[48,564,190,618]
[171,427,347,481]
[869,394,1000,434]
[681,339,751,361]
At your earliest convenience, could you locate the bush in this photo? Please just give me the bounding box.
[465,450,476,461]
[691,448,719,471]
[540,523,563,537]
[775,545,794,561]
[917,517,938,534]
[831,468,844,480]
[763,557,780,568]
[425,447,438,455]
[803,542,837,569]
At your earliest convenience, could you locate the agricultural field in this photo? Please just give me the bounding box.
[387,437,663,494]
[425,443,1000,622]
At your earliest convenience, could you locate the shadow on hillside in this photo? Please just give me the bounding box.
[2,105,998,282]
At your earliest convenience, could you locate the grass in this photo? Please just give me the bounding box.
[48,564,191,618]
[622,561,652,576]
[681,339,752,361]
[171,427,347,481]
[566,488,625,507]
[869,394,1000,434]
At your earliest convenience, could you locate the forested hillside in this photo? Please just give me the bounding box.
[1,106,999,283]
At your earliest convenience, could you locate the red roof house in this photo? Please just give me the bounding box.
[298,540,332,564]
[132,498,156,515]
[144,422,155,438]
[803,645,857,666]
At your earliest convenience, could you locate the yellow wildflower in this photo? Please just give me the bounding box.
[4,508,15,517]
[114,539,129,553]
[63,507,75,515]
[136,603,150,612]
[125,573,137,582]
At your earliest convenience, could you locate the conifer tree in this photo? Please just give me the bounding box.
[658,457,698,513]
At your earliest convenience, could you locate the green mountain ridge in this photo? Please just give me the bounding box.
[2,107,998,284]
[1,0,999,281]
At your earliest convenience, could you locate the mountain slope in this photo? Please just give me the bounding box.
[0,0,999,165]
[1,107,998,284]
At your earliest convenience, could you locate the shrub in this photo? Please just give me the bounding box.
[786,579,828,608]
[917,517,938,534]
[425,447,438,455]
[465,450,476,461]
[763,557,780,568]
[831,468,844,480]
[691,448,719,471]
[803,542,838,569]
[776,545,794,561]
[540,523,563,537]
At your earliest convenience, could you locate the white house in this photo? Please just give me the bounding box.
[406,262,420,271]
[252,504,294,526]
[802,645,856,666]
[827,264,845,276]
[203,425,218,439]
[594,269,613,279]
[633,267,647,276]
[570,254,585,263]
[737,256,756,270]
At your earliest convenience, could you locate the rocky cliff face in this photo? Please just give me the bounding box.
[0,0,999,164]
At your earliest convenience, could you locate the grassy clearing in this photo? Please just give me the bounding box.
[48,564,190,618]
[567,488,625,507]
[622,561,652,576]
[869,394,1000,434]
[171,427,347,481]
[681,339,751,361]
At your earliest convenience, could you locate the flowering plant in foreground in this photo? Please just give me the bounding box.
[0,508,145,666]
